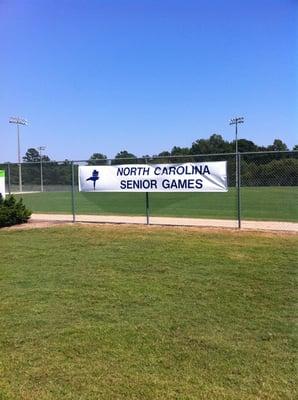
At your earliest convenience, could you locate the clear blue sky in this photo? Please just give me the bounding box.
[0,0,297,162]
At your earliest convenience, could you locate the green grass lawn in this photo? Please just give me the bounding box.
[16,186,298,221]
[0,225,297,399]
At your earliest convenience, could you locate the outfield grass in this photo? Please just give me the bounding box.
[0,225,297,399]
[16,186,298,221]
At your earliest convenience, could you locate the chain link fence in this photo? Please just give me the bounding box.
[0,150,297,230]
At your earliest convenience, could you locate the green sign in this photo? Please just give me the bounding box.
[0,170,5,198]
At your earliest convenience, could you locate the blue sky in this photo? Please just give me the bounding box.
[0,0,297,162]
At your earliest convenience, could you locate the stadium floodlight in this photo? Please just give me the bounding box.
[230,117,244,124]
[37,146,46,192]
[229,117,244,154]
[9,116,29,193]
[9,117,28,126]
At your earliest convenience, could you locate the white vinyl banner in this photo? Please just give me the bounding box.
[79,162,227,192]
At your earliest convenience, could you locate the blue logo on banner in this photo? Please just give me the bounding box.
[86,169,99,190]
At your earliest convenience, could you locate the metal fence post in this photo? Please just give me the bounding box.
[145,192,150,225]
[145,158,150,225]
[71,161,76,223]
[237,153,241,229]
[7,163,11,195]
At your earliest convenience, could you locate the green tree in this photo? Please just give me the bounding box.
[158,151,171,157]
[88,153,107,165]
[153,151,171,163]
[267,139,289,151]
[170,146,190,156]
[23,148,50,162]
[170,146,193,162]
[190,137,210,154]
[191,134,231,155]
[113,150,137,164]
[235,139,258,153]
[115,150,137,159]
[209,134,232,153]
[21,148,50,186]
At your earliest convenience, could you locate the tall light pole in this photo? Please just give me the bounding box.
[229,116,244,229]
[9,117,28,193]
[230,117,244,185]
[37,146,46,192]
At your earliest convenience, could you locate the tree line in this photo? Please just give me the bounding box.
[83,136,298,187]
[2,135,297,187]
[87,135,297,164]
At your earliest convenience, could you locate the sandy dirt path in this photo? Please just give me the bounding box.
[30,213,298,233]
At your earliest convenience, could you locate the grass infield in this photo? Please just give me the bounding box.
[0,225,297,399]
[16,186,298,221]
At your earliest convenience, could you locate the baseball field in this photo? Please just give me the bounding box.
[15,186,298,221]
[0,224,297,399]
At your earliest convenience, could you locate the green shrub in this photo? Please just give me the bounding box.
[0,194,31,228]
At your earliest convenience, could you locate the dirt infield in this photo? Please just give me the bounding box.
[30,213,298,232]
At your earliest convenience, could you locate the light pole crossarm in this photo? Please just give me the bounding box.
[9,117,28,126]
[229,117,244,126]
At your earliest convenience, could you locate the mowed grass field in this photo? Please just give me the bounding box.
[16,186,298,221]
[0,224,297,399]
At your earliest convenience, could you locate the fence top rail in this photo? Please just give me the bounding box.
[2,150,297,165]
